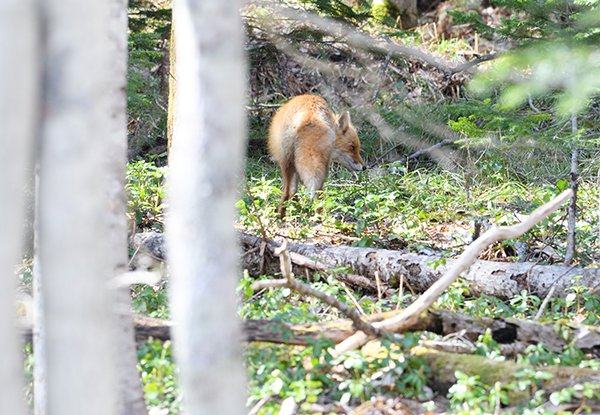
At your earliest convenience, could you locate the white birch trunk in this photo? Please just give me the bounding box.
[0,1,39,414]
[33,174,47,415]
[106,1,148,414]
[38,0,118,414]
[168,0,247,413]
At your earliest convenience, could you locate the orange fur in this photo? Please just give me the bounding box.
[267,94,365,218]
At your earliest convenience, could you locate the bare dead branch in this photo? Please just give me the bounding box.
[258,1,453,75]
[239,232,379,291]
[287,250,378,291]
[449,52,499,74]
[407,138,456,160]
[253,240,381,337]
[256,1,494,76]
[333,189,574,356]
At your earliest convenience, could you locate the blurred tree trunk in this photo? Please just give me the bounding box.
[167,0,247,413]
[106,1,148,414]
[0,1,39,414]
[33,177,46,415]
[389,0,417,28]
[372,0,417,28]
[38,0,118,413]
[166,21,176,161]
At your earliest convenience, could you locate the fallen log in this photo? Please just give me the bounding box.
[20,313,600,400]
[256,238,600,300]
[412,346,600,399]
[119,311,600,357]
[131,231,600,300]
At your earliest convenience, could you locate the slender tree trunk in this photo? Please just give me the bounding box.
[564,114,578,264]
[388,0,417,28]
[167,0,247,413]
[33,174,47,415]
[166,21,176,161]
[38,0,118,413]
[0,1,39,414]
[106,1,148,414]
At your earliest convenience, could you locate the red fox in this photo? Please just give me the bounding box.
[268,94,365,218]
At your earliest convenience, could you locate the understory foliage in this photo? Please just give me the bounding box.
[127,0,171,159]
[128,157,600,413]
[121,0,600,413]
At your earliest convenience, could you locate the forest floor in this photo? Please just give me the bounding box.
[123,1,600,413]
[22,1,600,414]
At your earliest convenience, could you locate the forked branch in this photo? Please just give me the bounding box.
[333,189,574,356]
[252,240,381,337]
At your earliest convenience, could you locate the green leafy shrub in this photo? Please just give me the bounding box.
[126,160,167,231]
[138,339,181,413]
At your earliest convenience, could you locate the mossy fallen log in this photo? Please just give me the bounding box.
[413,346,600,400]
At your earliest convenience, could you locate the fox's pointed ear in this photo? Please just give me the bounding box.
[337,111,351,133]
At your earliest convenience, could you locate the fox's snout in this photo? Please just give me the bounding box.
[337,153,365,172]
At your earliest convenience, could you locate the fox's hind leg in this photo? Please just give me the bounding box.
[278,162,298,218]
[295,159,327,218]
[296,155,328,199]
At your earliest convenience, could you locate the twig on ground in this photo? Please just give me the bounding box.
[259,240,267,275]
[252,240,381,337]
[534,265,577,320]
[248,395,272,415]
[535,285,556,321]
[370,143,402,167]
[396,274,404,310]
[241,246,261,258]
[277,397,297,415]
[246,103,282,111]
[527,96,541,113]
[342,284,365,316]
[289,250,378,291]
[374,270,382,301]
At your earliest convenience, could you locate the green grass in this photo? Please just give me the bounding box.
[239,154,599,261]
[123,92,600,413]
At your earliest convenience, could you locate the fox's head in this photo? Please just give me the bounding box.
[333,111,366,172]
